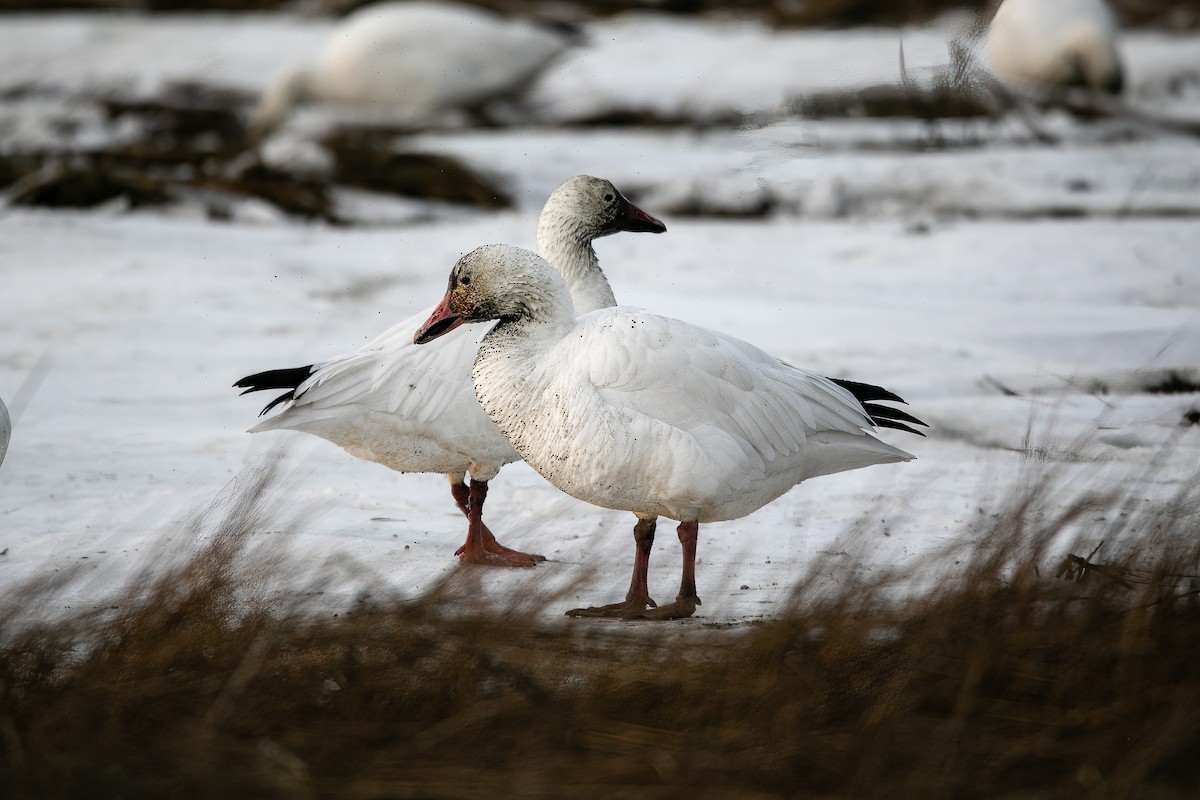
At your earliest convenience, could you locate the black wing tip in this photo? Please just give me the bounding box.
[235,365,314,416]
[259,391,295,417]
[861,402,928,429]
[862,401,928,436]
[234,365,316,394]
[829,377,907,405]
[874,417,927,437]
[829,376,928,436]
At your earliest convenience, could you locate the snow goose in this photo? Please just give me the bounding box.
[985,0,1124,94]
[253,1,578,131]
[414,245,926,619]
[235,177,665,567]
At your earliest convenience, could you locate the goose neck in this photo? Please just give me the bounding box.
[537,220,617,314]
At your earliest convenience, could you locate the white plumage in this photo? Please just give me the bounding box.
[250,305,518,478]
[985,0,1124,94]
[236,177,665,566]
[253,1,577,130]
[415,245,924,619]
[477,308,912,523]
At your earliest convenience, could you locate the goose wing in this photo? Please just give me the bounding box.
[275,305,485,427]
[581,309,876,464]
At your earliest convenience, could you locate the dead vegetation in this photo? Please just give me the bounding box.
[0,85,513,221]
[795,83,992,120]
[324,129,512,209]
[1144,370,1200,395]
[2,453,1198,798]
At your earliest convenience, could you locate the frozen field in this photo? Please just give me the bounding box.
[1,10,1198,625]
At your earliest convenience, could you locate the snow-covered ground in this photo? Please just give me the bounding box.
[1,10,1198,625]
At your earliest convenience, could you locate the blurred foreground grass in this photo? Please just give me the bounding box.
[2,454,1198,798]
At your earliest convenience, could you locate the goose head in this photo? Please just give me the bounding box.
[538,175,666,246]
[414,245,570,345]
[537,175,665,315]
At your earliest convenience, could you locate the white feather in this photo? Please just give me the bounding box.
[985,0,1124,93]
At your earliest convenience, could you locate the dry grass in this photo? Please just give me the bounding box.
[2,455,1199,798]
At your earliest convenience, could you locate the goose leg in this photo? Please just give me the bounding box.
[566,517,659,618]
[633,521,701,621]
[451,477,543,568]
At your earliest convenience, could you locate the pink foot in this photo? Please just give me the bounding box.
[566,593,658,619]
[629,594,700,621]
[449,480,545,567]
[456,531,544,568]
[566,594,700,621]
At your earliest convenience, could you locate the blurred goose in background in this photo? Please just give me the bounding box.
[985,0,1124,94]
[252,0,578,132]
[235,177,666,567]
[0,396,9,470]
[414,245,926,620]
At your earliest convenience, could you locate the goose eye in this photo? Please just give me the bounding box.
[603,193,614,202]
[460,276,471,286]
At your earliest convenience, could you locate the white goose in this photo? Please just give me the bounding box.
[253,1,578,131]
[985,0,1124,94]
[235,177,666,567]
[414,245,926,619]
